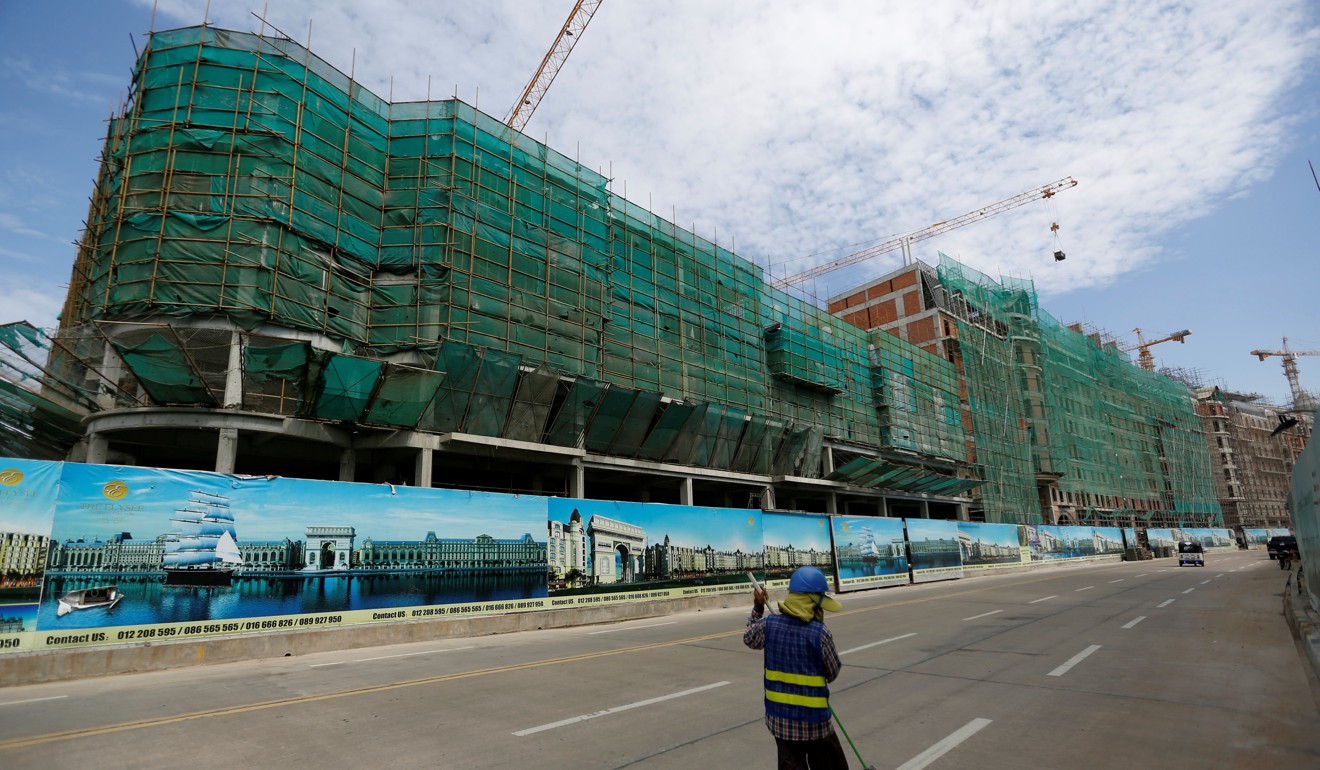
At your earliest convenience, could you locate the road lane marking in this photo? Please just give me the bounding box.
[1048,645,1102,677]
[962,610,1003,621]
[1158,599,1175,608]
[0,695,67,708]
[512,681,729,736]
[356,646,474,662]
[587,622,677,635]
[1135,573,1148,577]
[1108,579,1125,583]
[841,632,918,655]
[1182,587,1196,594]
[310,646,475,667]
[1122,616,1146,629]
[1028,595,1057,604]
[895,717,993,770]
[1216,574,1224,578]
[1075,586,1094,592]
[1200,580,1211,585]
[1158,569,1168,573]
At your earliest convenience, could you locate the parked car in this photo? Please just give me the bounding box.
[1267,535,1297,560]
[1177,541,1205,567]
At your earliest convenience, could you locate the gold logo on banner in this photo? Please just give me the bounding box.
[103,481,129,500]
[0,468,22,486]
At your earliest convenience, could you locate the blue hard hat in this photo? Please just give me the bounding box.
[788,566,830,594]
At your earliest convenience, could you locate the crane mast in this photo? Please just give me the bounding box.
[1250,336,1320,411]
[504,0,604,132]
[769,176,1078,290]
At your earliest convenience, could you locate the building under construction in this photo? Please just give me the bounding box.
[0,23,1226,528]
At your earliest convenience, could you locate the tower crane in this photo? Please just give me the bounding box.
[1250,337,1320,411]
[1121,327,1191,372]
[504,0,604,132]
[769,176,1078,290]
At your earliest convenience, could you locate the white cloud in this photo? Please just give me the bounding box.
[0,285,64,329]
[137,0,1317,299]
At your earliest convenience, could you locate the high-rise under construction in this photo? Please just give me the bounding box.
[6,23,1225,528]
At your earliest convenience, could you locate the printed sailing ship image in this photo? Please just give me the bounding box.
[163,490,243,586]
[860,526,882,564]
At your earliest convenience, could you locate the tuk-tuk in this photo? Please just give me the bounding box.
[1177,541,1205,567]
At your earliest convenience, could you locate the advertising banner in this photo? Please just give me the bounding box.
[762,511,835,589]
[956,521,1024,572]
[1122,528,1140,550]
[1092,527,1126,558]
[906,519,963,583]
[1242,528,1271,548]
[546,498,762,600]
[0,458,62,652]
[1027,525,1109,561]
[830,516,908,591]
[1145,528,1178,550]
[10,460,551,654]
[1179,527,1235,550]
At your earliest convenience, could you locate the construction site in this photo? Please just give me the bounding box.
[0,17,1311,533]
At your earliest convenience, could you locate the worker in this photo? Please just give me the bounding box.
[744,566,848,769]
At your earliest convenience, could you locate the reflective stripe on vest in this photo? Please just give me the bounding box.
[766,669,827,688]
[765,689,830,709]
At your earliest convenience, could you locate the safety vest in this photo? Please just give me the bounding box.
[763,613,831,724]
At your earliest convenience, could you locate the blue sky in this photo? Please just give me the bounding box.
[763,511,833,552]
[1,1,1318,405]
[552,498,762,553]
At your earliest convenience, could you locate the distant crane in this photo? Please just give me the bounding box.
[1250,337,1320,411]
[1122,327,1191,372]
[504,0,604,132]
[769,177,1078,290]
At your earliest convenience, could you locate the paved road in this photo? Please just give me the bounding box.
[0,552,1316,769]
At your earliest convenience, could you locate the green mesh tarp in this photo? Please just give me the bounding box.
[244,340,309,382]
[605,390,661,458]
[711,406,748,470]
[0,379,85,460]
[663,403,710,465]
[426,341,482,432]
[502,364,558,443]
[363,365,444,427]
[584,384,639,454]
[113,332,216,405]
[546,377,607,448]
[464,349,521,436]
[637,402,695,462]
[311,353,383,421]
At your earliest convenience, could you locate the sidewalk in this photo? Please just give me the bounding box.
[1283,569,1320,715]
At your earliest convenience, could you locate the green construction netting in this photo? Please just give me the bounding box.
[464,349,521,436]
[637,402,695,462]
[311,353,383,421]
[502,364,558,443]
[363,365,444,427]
[0,379,85,460]
[426,341,482,432]
[546,376,607,448]
[605,390,662,458]
[113,333,217,405]
[584,384,640,454]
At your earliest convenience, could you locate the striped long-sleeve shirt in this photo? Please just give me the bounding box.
[744,608,841,740]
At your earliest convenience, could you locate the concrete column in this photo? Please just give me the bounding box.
[760,485,776,511]
[223,331,244,408]
[339,447,356,482]
[920,499,930,519]
[825,491,838,515]
[414,448,433,488]
[569,460,585,499]
[823,446,835,475]
[878,496,888,518]
[958,502,970,522]
[215,428,239,474]
[86,433,109,464]
[97,342,124,410]
[679,477,694,506]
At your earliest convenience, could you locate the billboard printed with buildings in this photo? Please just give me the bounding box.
[546,498,763,601]
[956,522,1024,572]
[762,511,835,588]
[907,518,963,583]
[1026,525,1128,561]
[0,459,60,645]
[831,516,908,591]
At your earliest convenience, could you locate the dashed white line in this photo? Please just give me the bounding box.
[1048,645,1102,677]
[1122,616,1147,629]
[1200,580,1211,585]
[841,632,918,655]
[0,695,67,707]
[1216,574,1224,578]
[310,646,474,667]
[513,681,729,736]
[1135,573,1149,577]
[1108,579,1125,583]
[587,622,677,635]
[963,609,1003,621]
[1029,595,1057,604]
[1158,599,1175,608]
[895,718,994,770]
[1075,586,1094,592]
[1182,587,1196,595]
